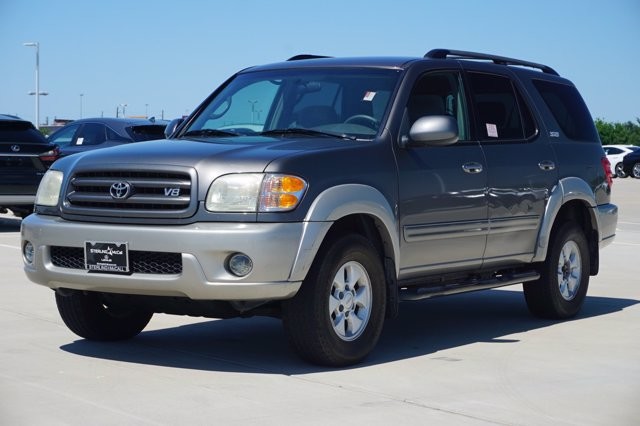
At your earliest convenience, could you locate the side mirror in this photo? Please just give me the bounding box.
[403,115,459,147]
[164,118,185,139]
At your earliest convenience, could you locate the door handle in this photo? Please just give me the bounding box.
[538,160,556,171]
[462,162,483,174]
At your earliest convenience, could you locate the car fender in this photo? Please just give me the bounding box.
[288,184,399,281]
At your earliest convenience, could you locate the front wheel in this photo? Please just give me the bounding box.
[632,162,640,178]
[56,291,153,341]
[523,223,590,319]
[614,162,627,178]
[282,234,386,366]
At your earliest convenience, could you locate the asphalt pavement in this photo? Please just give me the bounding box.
[1,178,638,425]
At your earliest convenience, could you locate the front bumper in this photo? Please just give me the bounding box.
[21,214,306,301]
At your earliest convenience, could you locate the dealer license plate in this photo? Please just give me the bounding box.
[85,241,129,273]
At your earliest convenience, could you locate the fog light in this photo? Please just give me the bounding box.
[227,253,253,277]
[23,241,34,265]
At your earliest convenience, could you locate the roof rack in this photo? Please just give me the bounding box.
[287,54,332,61]
[425,49,558,76]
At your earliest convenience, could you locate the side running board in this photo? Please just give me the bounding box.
[399,270,540,301]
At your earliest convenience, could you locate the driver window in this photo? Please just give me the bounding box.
[402,72,468,141]
[48,124,80,147]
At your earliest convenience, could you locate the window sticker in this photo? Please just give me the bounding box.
[486,123,498,138]
[363,91,376,101]
[76,137,84,145]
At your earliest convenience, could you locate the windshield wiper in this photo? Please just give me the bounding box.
[260,128,355,140]
[181,128,239,138]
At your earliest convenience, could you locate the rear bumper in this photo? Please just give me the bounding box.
[596,203,618,249]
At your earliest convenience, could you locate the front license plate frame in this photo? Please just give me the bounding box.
[84,241,129,273]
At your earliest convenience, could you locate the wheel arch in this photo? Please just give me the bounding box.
[533,177,600,275]
[288,184,400,317]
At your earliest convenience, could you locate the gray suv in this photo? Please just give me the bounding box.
[21,50,618,366]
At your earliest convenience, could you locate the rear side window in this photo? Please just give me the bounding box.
[532,79,598,142]
[467,72,536,141]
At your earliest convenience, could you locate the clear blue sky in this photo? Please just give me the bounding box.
[1,0,638,125]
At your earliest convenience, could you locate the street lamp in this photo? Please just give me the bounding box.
[248,100,258,123]
[23,42,45,129]
[80,93,84,118]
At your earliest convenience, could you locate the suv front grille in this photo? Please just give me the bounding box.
[63,169,195,218]
[50,246,182,274]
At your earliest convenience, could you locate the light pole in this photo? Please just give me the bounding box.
[248,100,258,123]
[119,103,127,118]
[80,93,84,118]
[23,42,42,129]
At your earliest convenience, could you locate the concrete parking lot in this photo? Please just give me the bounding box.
[1,179,638,425]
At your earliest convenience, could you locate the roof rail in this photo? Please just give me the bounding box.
[287,54,332,61]
[425,49,559,76]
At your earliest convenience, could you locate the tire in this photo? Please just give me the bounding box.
[523,222,590,319]
[632,162,640,179]
[55,291,153,341]
[614,162,627,178]
[282,234,386,367]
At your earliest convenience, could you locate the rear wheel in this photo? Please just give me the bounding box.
[55,291,153,341]
[524,223,589,319]
[614,162,627,178]
[282,234,386,366]
[632,162,640,178]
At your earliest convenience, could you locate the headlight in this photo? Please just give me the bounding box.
[205,173,307,212]
[206,174,263,212]
[35,170,64,206]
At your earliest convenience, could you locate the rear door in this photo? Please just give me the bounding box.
[463,68,558,268]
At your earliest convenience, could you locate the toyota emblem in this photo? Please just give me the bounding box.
[11,145,20,152]
[110,181,132,199]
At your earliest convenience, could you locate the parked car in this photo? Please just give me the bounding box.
[22,49,617,366]
[603,144,639,178]
[0,114,59,218]
[621,148,640,178]
[47,117,168,157]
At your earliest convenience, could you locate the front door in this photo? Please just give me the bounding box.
[396,71,488,279]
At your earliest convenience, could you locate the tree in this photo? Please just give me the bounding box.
[595,118,640,146]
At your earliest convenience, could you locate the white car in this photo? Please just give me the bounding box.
[603,144,640,178]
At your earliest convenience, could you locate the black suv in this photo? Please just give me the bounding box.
[621,148,640,178]
[1,114,59,218]
[21,50,617,366]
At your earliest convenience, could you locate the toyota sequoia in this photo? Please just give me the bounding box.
[21,50,618,366]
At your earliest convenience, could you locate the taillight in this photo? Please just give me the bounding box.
[601,156,613,187]
[39,146,60,166]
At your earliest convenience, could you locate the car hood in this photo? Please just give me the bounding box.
[52,135,359,196]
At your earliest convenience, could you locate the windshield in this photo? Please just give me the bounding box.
[183,68,400,140]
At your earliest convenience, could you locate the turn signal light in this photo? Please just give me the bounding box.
[259,174,307,212]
